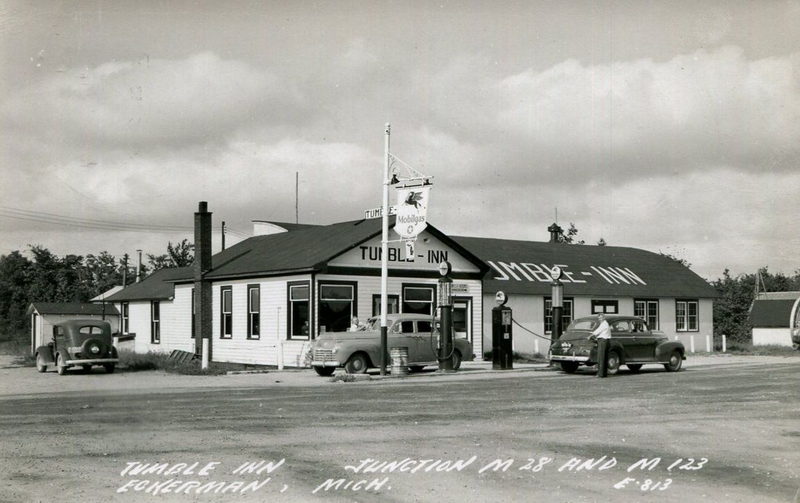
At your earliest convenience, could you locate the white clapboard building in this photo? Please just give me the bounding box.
[107,203,488,366]
[454,226,718,355]
[108,203,717,364]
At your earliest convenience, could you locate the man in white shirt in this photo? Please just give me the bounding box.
[591,314,611,377]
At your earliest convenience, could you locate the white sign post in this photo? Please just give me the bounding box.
[379,123,391,376]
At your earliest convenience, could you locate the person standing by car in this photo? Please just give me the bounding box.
[591,314,611,377]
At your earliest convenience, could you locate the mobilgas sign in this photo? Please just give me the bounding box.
[394,186,430,239]
[487,261,647,286]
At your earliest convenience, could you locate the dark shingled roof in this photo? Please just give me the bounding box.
[750,298,800,328]
[451,236,717,298]
[27,302,119,316]
[106,267,193,302]
[202,218,486,280]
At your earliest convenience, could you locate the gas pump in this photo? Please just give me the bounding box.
[492,291,513,369]
[437,261,455,372]
[550,266,564,342]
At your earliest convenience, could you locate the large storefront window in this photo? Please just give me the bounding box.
[634,299,659,330]
[319,282,356,333]
[402,285,435,315]
[288,282,310,340]
[544,297,573,334]
[676,300,698,332]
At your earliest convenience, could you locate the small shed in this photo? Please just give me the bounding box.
[750,292,800,347]
[27,302,120,353]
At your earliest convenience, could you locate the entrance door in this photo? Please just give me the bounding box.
[453,298,472,343]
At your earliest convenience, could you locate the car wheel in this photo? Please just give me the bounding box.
[104,363,115,374]
[56,354,67,376]
[664,351,683,372]
[408,365,425,373]
[627,364,643,373]
[605,352,620,376]
[36,353,47,373]
[560,361,579,373]
[451,350,462,370]
[344,353,369,374]
[313,366,335,376]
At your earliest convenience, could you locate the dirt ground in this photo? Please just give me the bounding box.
[0,354,798,502]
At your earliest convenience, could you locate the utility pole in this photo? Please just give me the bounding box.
[379,123,390,376]
[122,253,129,286]
[221,221,226,251]
[135,249,142,282]
[295,171,299,224]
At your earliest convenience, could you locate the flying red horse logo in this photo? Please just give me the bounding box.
[404,191,425,209]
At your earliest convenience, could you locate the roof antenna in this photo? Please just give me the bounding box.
[555,207,558,224]
[295,171,299,224]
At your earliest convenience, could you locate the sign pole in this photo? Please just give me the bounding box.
[380,123,391,376]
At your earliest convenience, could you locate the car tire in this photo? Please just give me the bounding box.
[560,361,579,373]
[344,353,369,374]
[627,364,643,373]
[56,354,67,376]
[36,353,47,373]
[451,350,462,370]
[82,365,92,373]
[409,365,425,373]
[664,351,683,372]
[605,351,620,376]
[104,363,115,374]
[313,366,335,376]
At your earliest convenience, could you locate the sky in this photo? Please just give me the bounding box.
[1,0,798,280]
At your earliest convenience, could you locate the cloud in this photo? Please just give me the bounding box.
[415,46,800,188]
[2,52,305,149]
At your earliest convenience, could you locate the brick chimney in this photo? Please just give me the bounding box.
[194,202,213,357]
[548,223,563,243]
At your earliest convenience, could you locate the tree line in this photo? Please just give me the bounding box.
[0,240,193,339]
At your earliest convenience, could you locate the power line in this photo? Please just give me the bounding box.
[0,205,253,239]
[0,205,192,232]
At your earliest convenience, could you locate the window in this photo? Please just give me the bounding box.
[288,282,311,340]
[372,294,399,316]
[151,301,160,344]
[190,288,195,339]
[402,285,435,315]
[319,282,356,333]
[248,285,260,339]
[591,300,618,314]
[544,297,574,334]
[220,286,232,339]
[634,299,659,330]
[418,320,433,333]
[676,300,699,332]
[121,302,129,333]
[79,326,104,336]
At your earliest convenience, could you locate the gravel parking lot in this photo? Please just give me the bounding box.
[0,353,798,502]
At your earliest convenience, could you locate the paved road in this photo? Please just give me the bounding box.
[0,359,798,502]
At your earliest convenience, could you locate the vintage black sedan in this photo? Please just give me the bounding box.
[35,319,119,375]
[549,315,685,375]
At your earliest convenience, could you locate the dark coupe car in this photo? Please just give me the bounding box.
[549,315,685,375]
